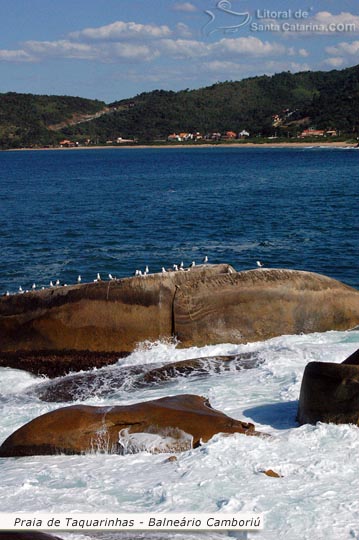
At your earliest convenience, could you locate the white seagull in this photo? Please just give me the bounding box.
[162,267,167,273]
[77,275,81,283]
[55,279,60,286]
[189,261,196,268]
[97,273,101,281]
[18,286,23,293]
[49,281,54,287]
[145,265,149,275]
[32,283,36,290]
[109,273,114,280]
[256,261,264,268]
[173,264,178,271]
[203,255,208,264]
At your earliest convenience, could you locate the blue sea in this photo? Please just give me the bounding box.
[1,147,359,540]
[0,146,358,293]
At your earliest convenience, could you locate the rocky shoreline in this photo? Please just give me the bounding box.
[1,265,359,460]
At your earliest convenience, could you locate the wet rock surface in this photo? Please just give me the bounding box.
[0,394,261,457]
[297,348,359,425]
[0,349,126,378]
[33,352,263,402]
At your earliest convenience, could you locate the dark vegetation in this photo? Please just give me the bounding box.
[1,64,359,148]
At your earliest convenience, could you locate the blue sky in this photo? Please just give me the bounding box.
[1,0,359,102]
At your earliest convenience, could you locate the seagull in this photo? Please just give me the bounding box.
[49,281,54,287]
[173,264,178,271]
[203,255,208,264]
[109,273,114,280]
[134,269,139,276]
[144,265,149,275]
[77,275,81,283]
[18,286,23,293]
[162,267,167,273]
[180,261,184,269]
[32,283,36,290]
[55,279,60,286]
[256,261,264,268]
[97,273,101,281]
[5,291,10,296]
[189,261,196,268]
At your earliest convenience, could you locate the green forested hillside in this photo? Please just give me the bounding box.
[62,65,359,142]
[0,93,105,148]
[1,64,359,148]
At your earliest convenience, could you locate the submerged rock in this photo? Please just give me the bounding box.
[297,348,359,425]
[1,266,359,359]
[0,394,260,457]
[34,352,263,402]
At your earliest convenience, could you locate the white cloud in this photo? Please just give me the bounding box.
[23,39,157,63]
[326,40,359,55]
[25,40,96,60]
[70,21,171,41]
[176,22,192,38]
[203,60,244,73]
[173,2,197,12]
[324,57,345,67]
[159,38,209,58]
[212,36,286,57]
[0,49,35,62]
[299,48,309,57]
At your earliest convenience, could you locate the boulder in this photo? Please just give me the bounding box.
[0,264,231,354]
[34,352,263,402]
[1,266,359,358]
[174,269,359,347]
[297,349,359,425]
[0,394,260,457]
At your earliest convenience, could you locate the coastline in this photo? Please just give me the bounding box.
[6,141,358,151]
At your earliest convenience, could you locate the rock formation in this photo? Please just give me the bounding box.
[0,394,260,457]
[1,266,359,361]
[297,348,359,425]
[33,352,263,402]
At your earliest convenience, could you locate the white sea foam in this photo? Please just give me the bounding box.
[1,330,359,540]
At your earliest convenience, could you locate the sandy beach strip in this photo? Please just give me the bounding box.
[6,141,358,151]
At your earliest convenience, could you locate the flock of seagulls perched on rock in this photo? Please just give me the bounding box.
[3,257,266,297]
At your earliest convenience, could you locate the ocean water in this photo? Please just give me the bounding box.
[0,147,359,540]
[0,146,358,292]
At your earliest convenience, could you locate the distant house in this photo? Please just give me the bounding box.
[326,130,338,137]
[224,131,237,139]
[179,132,194,141]
[59,139,75,147]
[167,133,182,142]
[238,130,250,138]
[300,129,325,137]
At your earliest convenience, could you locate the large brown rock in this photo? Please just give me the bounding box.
[297,349,359,425]
[0,265,231,354]
[0,394,259,457]
[174,269,359,347]
[1,266,359,357]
